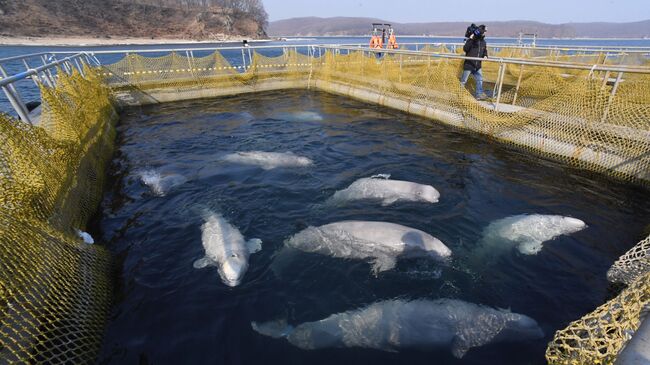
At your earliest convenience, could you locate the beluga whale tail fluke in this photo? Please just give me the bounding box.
[284,221,451,274]
[251,299,544,358]
[194,210,262,287]
[327,174,440,206]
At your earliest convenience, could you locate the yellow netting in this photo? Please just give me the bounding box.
[94,47,650,363]
[607,234,650,285]
[101,49,650,186]
[546,269,650,364]
[1,46,647,363]
[0,65,116,363]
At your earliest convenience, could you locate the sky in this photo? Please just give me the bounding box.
[263,0,650,24]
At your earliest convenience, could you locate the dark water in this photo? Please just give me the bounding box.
[96,90,650,364]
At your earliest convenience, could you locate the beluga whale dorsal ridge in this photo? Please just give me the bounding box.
[251,298,544,358]
[194,211,262,287]
[222,151,313,170]
[328,174,440,206]
[285,221,451,274]
[480,214,586,255]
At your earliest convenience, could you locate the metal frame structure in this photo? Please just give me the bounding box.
[0,43,649,122]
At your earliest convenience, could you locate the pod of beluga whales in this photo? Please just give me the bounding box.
[139,151,587,358]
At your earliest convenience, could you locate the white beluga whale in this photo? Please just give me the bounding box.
[222,151,313,170]
[328,174,440,206]
[477,214,586,256]
[285,221,451,274]
[286,111,323,122]
[193,211,262,287]
[252,299,544,358]
[139,169,187,197]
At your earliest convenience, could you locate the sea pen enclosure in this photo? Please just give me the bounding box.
[0,44,649,364]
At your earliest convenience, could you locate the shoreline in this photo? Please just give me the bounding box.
[0,36,275,47]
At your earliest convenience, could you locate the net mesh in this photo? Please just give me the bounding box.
[608,234,650,286]
[546,269,650,364]
[0,65,116,363]
[102,48,650,186]
[1,46,648,363]
[99,47,650,363]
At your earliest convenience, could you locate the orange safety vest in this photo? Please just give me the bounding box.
[387,34,398,49]
[370,35,383,49]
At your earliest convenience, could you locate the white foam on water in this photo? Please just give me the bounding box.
[139,169,187,196]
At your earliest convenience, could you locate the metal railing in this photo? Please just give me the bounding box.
[1,42,649,121]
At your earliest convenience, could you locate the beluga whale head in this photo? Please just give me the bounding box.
[417,184,440,203]
[220,252,248,287]
[495,311,545,343]
[560,216,587,233]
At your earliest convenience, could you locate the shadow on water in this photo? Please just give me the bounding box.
[96,90,650,365]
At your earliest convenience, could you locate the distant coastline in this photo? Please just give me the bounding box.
[0,36,273,47]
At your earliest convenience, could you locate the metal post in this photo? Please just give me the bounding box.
[399,54,403,83]
[39,55,55,87]
[600,71,623,124]
[73,57,85,76]
[22,59,42,87]
[600,70,611,90]
[64,60,74,75]
[241,49,246,70]
[0,65,32,124]
[247,48,253,67]
[494,62,506,111]
[511,64,524,105]
[185,51,192,71]
[1,85,33,124]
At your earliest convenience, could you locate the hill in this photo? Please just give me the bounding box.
[0,0,268,40]
[268,17,650,38]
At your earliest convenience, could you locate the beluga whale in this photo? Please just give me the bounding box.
[222,151,313,170]
[284,221,451,274]
[476,214,586,256]
[193,211,262,287]
[328,174,440,206]
[252,298,544,358]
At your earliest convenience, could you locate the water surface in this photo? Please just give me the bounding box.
[96,90,650,364]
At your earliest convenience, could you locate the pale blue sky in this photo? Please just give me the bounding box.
[263,0,650,24]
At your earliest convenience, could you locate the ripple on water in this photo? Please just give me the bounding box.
[97,90,650,365]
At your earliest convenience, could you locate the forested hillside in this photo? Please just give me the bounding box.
[0,0,268,40]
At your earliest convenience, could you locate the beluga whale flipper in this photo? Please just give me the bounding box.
[251,299,544,358]
[194,211,262,287]
[284,221,451,274]
[328,174,440,206]
[222,151,313,170]
[477,214,586,256]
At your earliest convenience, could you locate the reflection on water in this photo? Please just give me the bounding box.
[96,90,650,364]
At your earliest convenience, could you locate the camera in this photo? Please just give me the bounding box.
[465,23,484,39]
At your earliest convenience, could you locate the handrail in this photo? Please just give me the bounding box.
[321,45,650,74]
[1,42,648,125]
[0,53,86,87]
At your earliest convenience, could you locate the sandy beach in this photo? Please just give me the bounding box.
[0,35,274,47]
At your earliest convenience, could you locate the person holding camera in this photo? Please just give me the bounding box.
[461,24,488,100]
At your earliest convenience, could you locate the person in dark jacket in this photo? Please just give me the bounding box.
[461,24,488,99]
